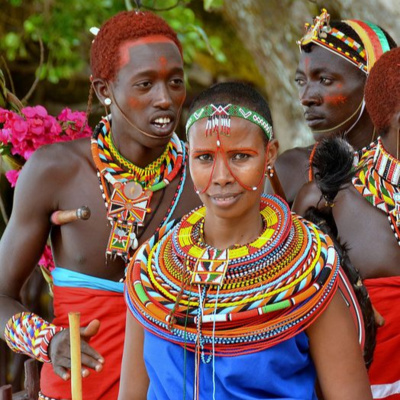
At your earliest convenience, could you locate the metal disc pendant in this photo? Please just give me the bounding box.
[124,181,143,200]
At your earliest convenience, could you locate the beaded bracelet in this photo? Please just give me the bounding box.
[4,312,64,363]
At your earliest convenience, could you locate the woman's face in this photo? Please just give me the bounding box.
[188,116,278,221]
[295,45,366,140]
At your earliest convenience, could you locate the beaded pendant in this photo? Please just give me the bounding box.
[106,180,152,257]
[91,117,185,263]
[191,248,229,286]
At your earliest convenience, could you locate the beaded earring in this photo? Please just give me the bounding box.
[267,165,274,178]
[104,98,112,106]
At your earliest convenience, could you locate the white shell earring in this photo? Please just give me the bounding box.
[104,98,112,106]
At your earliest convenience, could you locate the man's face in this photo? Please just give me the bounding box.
[295,45,366,140]
[109,38,186,145]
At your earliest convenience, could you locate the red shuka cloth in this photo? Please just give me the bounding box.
[365,276,400,399]
[40,285,126,400]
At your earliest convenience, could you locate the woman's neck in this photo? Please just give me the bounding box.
[202,208,263,249]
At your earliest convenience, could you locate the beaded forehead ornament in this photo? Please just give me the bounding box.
[185,104,273,140]
[297,9,391,74]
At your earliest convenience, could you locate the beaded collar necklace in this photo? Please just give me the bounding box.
[126,194,339,357]
[91,117,186,263]
[353,137,400,246]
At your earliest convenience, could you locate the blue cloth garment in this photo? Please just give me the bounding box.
[144,330,317,400]
[52,267,124,293]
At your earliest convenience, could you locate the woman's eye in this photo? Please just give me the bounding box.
[198,154,213,162]
[294,77,305,87]
[232,153,250,161]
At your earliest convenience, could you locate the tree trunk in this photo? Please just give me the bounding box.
[222,0,400,152]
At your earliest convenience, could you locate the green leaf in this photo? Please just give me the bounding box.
[204,0,224,11]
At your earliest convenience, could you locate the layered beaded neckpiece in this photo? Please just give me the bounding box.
[126,194,339,356]
[91,117,186,263]
[353,137,400,246]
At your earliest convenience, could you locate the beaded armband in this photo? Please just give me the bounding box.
[4,312,64,363]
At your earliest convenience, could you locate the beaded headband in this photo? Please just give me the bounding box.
[185,104,273,141]
[297,9,391,74]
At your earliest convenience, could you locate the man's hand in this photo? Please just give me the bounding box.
[49,319,104,380]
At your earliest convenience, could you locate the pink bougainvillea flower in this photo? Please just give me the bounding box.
[5,169,20,187]
[38,244,55,272]
[22,105,48,119]
[0,127,10,144]
[57,108,91,140]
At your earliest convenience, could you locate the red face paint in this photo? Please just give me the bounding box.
[324,94,348,105]
[118,35,179,71]
[158,56,168,78]
[128,96,140,110]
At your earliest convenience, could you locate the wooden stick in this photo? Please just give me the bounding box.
[50,206,91,226]
[68,312,82,400]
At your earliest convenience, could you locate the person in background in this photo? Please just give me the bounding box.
[266,9,396,205]
[293,47,400,400]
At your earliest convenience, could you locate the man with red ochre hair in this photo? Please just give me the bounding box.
[294,47,400,400]
[0,10,200,400]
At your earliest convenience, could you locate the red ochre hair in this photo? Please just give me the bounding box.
[365,47,400,135]
[90,11,182,81]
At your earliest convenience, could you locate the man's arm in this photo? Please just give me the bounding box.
[0,145,104,379]
[0,148,55,332]
[292,181,324,215]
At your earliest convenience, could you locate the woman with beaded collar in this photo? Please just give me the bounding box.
[266,9,397,206]
[119,82,372,399]
[294,47,400,400]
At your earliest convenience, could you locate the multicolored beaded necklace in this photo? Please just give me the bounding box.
[353,137,400,246]
[126,194,339,356]
[91,117,186,263]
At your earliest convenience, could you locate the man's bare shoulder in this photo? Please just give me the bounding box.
[292,181,323,215]
[22,137,92,180]
[273,146,313,205]
[276,146,311,169]
[13,137,93,212]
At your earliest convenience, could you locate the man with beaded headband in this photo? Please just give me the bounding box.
[266,9,397,205]
[294,47,400,399]
[0,10,200,400]
[119,82,372,399]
